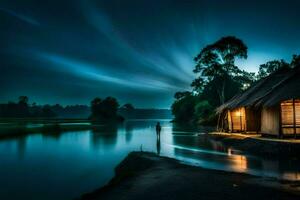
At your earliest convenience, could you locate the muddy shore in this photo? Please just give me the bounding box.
[80,152,300,200]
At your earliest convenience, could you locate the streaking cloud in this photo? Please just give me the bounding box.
[34,52,184,91]
[81,1,195,84]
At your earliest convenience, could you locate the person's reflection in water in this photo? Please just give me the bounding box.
[156,137,161,155]
[156,122,161,139]
[155,122,162,155]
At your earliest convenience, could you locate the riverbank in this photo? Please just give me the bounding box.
[80,152,300,200]
[207,132,300,157]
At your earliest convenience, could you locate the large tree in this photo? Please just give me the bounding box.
[193,36,251,104]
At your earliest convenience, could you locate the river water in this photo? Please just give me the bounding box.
[0,119,300,200]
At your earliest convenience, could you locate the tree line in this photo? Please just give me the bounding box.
[0,96,56,118]
[172,36,300,125]
[0,96,135,122]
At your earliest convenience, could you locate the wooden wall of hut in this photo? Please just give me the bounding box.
[245,108,261,132]
[261,106,280,136]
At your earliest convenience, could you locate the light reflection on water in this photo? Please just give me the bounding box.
[0,119,300,200]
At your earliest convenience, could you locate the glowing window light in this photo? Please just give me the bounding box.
[235,110,242,117]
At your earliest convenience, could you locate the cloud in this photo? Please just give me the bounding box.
[80,2,195,84]
[33,52,184,91]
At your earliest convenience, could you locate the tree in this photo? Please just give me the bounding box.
[193,36,248,104]
[194,100,214,123]
[171,93,197,123]
[121,103,135,110]
[91,97,102,119]
[18,96,29,117]
[257,59,290,79]
[291,54,300,67]
[41,105,56,118]
[174,91,192,100]
[90,97,121,121]
[101,97,119,118]
[18,96,28,104]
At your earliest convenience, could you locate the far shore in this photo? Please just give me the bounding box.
[0,118,96,139]
[80,152,300,200]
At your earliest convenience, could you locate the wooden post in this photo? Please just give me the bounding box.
[240,108,243,132]
[293,99,297,139]
[230,111,233,133]
[216,113,220,131]
[220,112,225,132]
[279,104,283,139]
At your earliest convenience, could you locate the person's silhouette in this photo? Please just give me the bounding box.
[156,122,161,139]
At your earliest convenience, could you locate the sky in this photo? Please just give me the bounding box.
[1,0,300,108]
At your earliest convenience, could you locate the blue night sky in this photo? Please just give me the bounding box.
[1,0,300,108]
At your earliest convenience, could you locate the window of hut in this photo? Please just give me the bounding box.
[281,99,300,135]
[230,107,246,132]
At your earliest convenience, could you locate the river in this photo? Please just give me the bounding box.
[0,119,300,200]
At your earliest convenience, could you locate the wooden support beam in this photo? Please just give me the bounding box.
[279,104,283,139]
[240,108,243,132]
[293,98,296,139]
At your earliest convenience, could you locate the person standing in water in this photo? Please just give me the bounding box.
[156,122,161,139]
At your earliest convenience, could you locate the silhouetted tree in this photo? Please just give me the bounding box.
[257,59,290,79]
[291,54,300,67]
[90,97,122,122]
[172,93,197,123]
[174,91,192,100]
[193,36,249,104]
[90,98,101,120]
[172,36,257,124]
[121,103,135,110]
[41,105,56,118]
[101,97,119,119]
[194,100,214,124]
[17,96,30,117]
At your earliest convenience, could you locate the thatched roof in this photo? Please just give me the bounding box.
[217,65,300,113]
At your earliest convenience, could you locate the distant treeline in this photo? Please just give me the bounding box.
[0,96,90,119]
[0,96,171,120]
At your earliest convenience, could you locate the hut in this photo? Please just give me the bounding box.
[217,65,300,138]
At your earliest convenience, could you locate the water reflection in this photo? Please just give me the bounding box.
[125,122,133,143]
[171,129,300,181]
[90,125,118,148]
[228,150,248,172]
[1,119,300,200]
[42,128,63,140]
[16,136,26,159]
